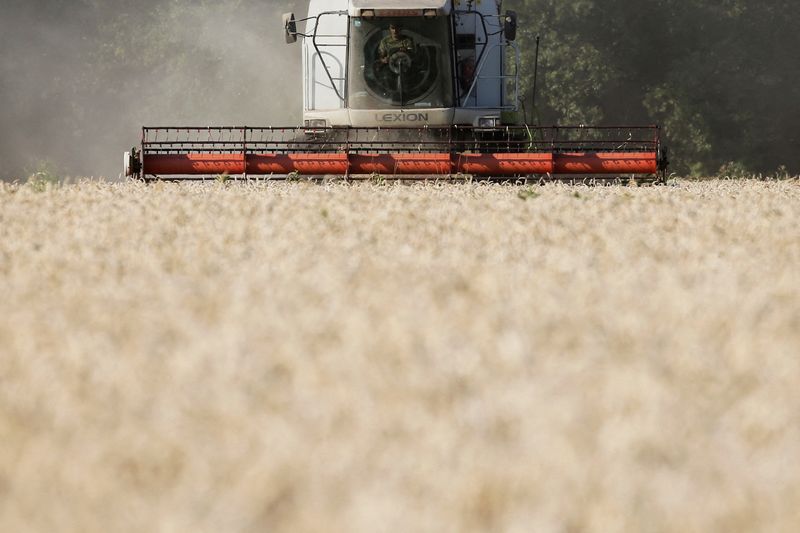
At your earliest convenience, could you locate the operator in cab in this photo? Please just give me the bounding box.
[378,23,415,64]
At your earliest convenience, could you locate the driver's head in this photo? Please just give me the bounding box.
[389,23,400,38]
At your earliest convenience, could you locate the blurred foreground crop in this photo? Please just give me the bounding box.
[1,180,799,532]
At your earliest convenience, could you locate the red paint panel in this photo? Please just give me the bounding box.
[145,154,245,175]
[553,152,657,175]
[457,153,554,175]
[143,151,660,177]
[350,153,453,175]
[248,154,349,174]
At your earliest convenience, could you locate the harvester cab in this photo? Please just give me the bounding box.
[125,0,668,182]
[286,0,520,131]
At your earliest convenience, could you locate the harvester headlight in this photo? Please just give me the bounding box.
[360,9,375,18]
[304,119,328,129]
[423,9,437,18]
[478,117,500,129]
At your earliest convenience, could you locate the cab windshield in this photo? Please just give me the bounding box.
[348,16,453,109]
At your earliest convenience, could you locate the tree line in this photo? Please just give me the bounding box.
[507,0,800,174]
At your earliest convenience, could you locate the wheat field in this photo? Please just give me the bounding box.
[1,179,799,533]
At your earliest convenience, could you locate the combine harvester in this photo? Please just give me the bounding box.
[125,0,668,182]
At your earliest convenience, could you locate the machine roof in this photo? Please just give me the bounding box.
[349,0,452,16]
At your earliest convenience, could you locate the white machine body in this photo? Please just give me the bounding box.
[296,0,519,128]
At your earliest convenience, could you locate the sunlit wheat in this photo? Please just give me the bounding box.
[1,179,799,533]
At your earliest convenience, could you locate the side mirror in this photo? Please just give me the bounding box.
[504,11,518,41]
[283,12,298,44]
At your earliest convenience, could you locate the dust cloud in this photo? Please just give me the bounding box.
[0,0,306,180]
